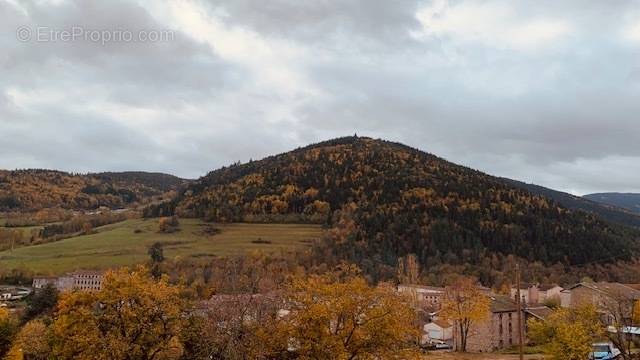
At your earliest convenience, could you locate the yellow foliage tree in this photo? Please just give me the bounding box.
[528,305,603,360]
[0,307,17,357]
[7,319,50,360]
[269,271,421,359]
[439,276,490,352]
[50,267,186,360]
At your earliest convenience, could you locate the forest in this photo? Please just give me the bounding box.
[0,170,185,211]
[162,136,640,282]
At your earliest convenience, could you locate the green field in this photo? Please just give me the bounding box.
[0,218,322,275]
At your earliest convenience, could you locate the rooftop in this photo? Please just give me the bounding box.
[568,282,640,299]
[525,306,553,320]
[489,295,519,313]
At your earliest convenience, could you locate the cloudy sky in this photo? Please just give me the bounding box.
[1,0,639,195]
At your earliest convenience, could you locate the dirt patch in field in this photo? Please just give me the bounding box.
[194,225,222,236]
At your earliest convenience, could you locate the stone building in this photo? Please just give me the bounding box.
[33,271,103,292]
[564,282,640,325]
[397,284,445,310]
[510,283,564,305]
[459,295,526,352]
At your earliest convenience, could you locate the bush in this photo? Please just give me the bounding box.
[158,216,180,233]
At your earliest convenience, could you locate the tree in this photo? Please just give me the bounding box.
[23,283,58,321]
[439,276,490,352]
[528,305,603,360]
[158,216,179,233]
[183,293,284,360]
[50,267,186,360]
[148,242,165,279]
[0,308,18,357]
[7,319,51,360]
[396,254,420,285]
[81,222,93,235]
[148,242,165,263]
[270,271,421,359]
[599,289,639,360]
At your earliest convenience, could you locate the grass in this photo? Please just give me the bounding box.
[0,218,322,275]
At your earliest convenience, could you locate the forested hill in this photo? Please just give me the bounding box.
[0,169,186,211]
[502,179,640,228]
[173,136,640,272]
[584,193,640,215]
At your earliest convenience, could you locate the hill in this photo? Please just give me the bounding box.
[502,179,640,228]
[584,193,640,215]
[0,169,187,212]
[168,136,640,278]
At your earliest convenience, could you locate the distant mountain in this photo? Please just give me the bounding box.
[165,136,640,273]
[584,193,640,215]
[0,169,187,211]
[502,179,640,228]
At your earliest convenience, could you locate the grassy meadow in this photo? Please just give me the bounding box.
[0,218,322,275]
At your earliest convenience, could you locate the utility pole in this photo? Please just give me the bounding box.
[515,263,524,360]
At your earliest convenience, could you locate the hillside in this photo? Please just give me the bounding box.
[502,179,640,228]
[584,193,640,215]
[0,169,186,212]
[170,136,640,275]
[0,219,320,274]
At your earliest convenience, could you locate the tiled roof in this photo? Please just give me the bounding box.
[431,319,452,328]
[525,306,553,320]
[568,282,640,299]
[398,284,445,292]
[490,295,519,313]
[539,284,561,291]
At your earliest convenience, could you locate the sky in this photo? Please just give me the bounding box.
[1,0,639,195]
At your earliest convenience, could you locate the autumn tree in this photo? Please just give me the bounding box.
[528,305,603,360]
[158,216,180,233]
[183,293,284,359]
[397,253,420,285]
[600,289,639,360]
[0,308,17,357]
[50,267,186,360]
[147,242,165,279]
[270,270,421,359]
[440,276,490,352]
[7,319,51,360]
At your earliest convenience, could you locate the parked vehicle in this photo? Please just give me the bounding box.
[423,339,452,350]
[589,342,621,360]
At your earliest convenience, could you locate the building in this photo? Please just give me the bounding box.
[423,319,453,344]
[566,282,640,306]
[33,271,103,292]
[397,284,445,309]
[539,284,564,303]
[510,283,563,305]
[456,295,530,352]
[564,282,640,325]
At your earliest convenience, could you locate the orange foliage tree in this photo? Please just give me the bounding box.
[266,268,421,359]
[440,276,490,352]
[50,267,186,360]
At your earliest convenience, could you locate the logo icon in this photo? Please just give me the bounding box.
[16,26,32,42]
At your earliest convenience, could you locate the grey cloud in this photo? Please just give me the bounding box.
[203,0,424,48]
[0,0,639,194]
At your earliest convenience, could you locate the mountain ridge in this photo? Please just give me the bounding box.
[502,179,640,228]
[584,193,640,215]
[0,169,187,211]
